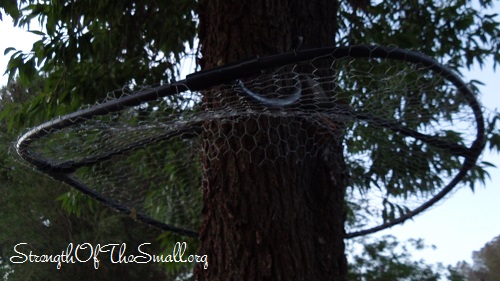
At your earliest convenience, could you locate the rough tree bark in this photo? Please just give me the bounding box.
[196,1,347,280]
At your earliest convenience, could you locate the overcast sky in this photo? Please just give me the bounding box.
[1,6,499,270]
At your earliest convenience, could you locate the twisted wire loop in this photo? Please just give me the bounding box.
[16,45,485,238]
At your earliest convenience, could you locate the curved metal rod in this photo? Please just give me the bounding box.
[16,45,486,238]
[300,74,474,157]
[25,106,482,239]
[235,77,302,107]
[52,172,199,237]
[46,126,202,173]
[18,45,485,156]
[351,110,472,157]
[31,120,203,238]
[344,148,480,238]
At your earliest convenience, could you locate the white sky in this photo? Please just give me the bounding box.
[1,7,499,270]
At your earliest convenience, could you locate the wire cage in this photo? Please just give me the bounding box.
[16,45,485,238]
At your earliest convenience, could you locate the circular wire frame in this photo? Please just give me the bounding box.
[16,45,485,238]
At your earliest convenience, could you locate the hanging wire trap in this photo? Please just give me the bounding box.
[16,45,485,238]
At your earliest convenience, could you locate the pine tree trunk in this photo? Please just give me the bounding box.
[196,1,347,280]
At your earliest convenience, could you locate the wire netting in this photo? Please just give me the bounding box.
[16,45,485,238]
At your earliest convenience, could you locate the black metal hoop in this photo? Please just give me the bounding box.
[16,45,486,238]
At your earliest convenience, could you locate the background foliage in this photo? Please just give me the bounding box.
[1,0,500,280]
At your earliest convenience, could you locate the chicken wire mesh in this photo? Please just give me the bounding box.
[16,45,485,238]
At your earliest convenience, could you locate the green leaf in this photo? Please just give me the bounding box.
[489,132,500,152]
[1,0,19,20]
[3,47,16,55]
[28,30,45,36]
[0,106,11,121]
[480,161,497,168]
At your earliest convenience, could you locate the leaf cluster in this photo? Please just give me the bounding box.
[450,234,500,281]
[339,0,500,71]
[1,0,197,127]
[336,0,500,225]
[0,79,194,280]
[347,235,445,281]
[1,3,500,279]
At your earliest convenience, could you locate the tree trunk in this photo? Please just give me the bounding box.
[196,1,347,280]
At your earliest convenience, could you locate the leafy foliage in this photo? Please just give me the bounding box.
[0,79,193,280]
[1,0,500,279]
[339,0,500,70]
[347,235,443,280]
[2,0,197,127]
[450,234,500,280]
[338,1,500,212]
